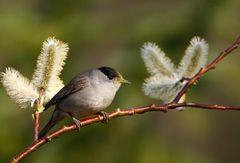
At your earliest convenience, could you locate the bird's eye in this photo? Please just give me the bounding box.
[108,75,114,80]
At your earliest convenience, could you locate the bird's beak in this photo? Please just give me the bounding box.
[120,78,131,84]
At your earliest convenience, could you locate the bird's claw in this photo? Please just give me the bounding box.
[68,112,81,130]
[70,116,81,131]
[98,111,110,124]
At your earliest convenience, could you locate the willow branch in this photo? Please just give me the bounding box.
[10,102,240,163]
[33,103,39,142]
[9,36,240,163]
[33,88,45,142]
[173,36,240,103]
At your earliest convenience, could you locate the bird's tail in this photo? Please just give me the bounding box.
[38,110,66,139]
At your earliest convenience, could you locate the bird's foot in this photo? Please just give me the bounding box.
[98,111,110,124]
[72,117,81,130]
[68,113,81,130]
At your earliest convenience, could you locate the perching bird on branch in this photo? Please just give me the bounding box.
[38,66,130,138]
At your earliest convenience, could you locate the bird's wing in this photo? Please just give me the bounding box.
[44,74,89,111]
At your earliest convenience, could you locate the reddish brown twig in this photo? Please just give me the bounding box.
[33,88,45,142]
[173,36,240,103]
[33,107,39,142]
[9,102,240,163]
[9,36,240,163]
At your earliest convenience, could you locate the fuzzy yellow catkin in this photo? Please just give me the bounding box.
[1,37,70,109]
[141,36,208,103]
[1,68,38,108]
[31,37,69,103]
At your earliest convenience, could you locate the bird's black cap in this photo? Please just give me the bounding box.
[98,66,119,80]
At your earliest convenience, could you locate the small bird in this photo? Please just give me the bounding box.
[38,66,130,139]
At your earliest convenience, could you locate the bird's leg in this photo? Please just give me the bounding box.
[97,111,110,124]
[68,113,81,130]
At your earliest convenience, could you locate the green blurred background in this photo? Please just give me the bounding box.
[0,0,240,162]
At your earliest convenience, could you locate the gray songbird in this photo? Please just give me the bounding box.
[38,66,129,138]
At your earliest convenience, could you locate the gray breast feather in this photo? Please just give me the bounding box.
[57,80,117,116]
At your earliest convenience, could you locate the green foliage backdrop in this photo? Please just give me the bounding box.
[0,0,240,162]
